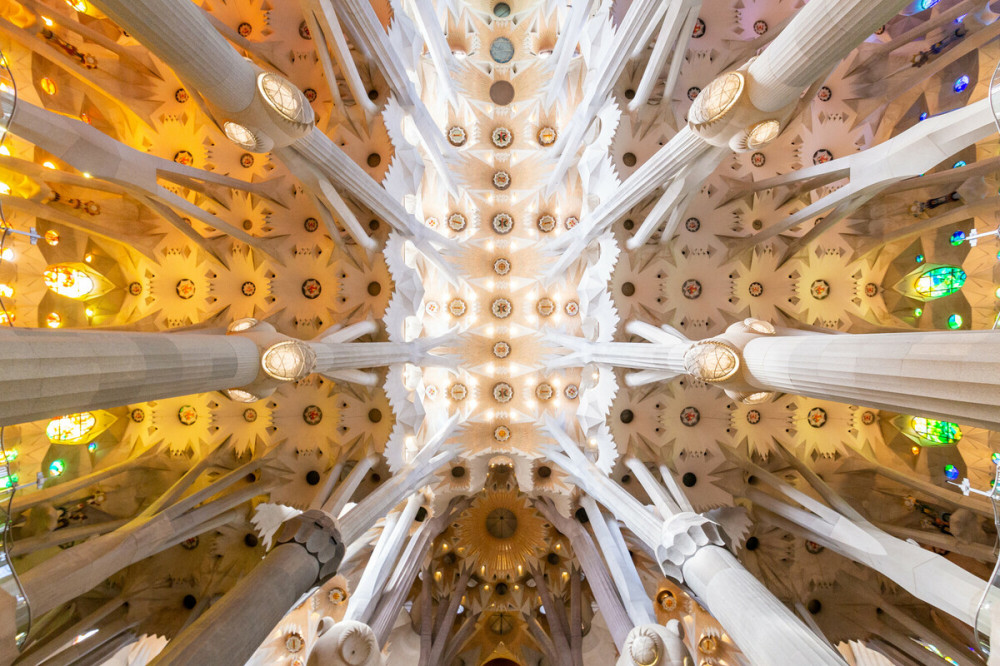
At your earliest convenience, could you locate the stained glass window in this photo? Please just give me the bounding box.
[912,417,962,445]
[44,265,96,299]
[912,266,966,299]
[46,412,96,443]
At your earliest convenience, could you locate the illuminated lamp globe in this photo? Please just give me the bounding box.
[257,72,313,124]
[683,340,740,382]
[227,318,259,333]
[224,388,262,403]
[689,71,744,127]
[746,119,780,149]
[223,121,259,150]
[743,318,776,335]
[261,340,316,381]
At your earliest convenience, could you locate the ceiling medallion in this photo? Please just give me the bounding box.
[537,127,557,145]
[130,408,145,423]
[301,278,322,299]
[176,278,196,299]
[425,301,440,315]
[864,282,878,297]
[692,17,706,38]
[564,384,579,399]
[564,215,579,230]
[753,19,768,35]
[748,281,764,297]
[242,408,257,423]
[492,212,513,234]
[492,382,514,403]
[565,300,579,316]
[810,279,830,300]
[681,279,702,299]
[685,217,701,232]
[128,281,142,296]
[447,212,467,231]
[447,126,467,146]
[536,298,555,316]
[285,633,304,653]
[491,297,512,318]
[491,127,513,148]
[750,152,766,167]
[861,411,876,425]
[813,148,834,165]
[493,425,511,442]
[746,409,761,424]
[535,383,553,400]
[303,217,319,232]
[807,407,828,428]
[680,406,700,426]
[177,405,198,425]
[448,298,467,317]
[818,86,833,102]
[302,405,323,425]
[492,170,511,190]
[492,341,511,358]
[493,257,511,275]
[537,214,556,232]
[241,281,256,296]
[449,383,468,401]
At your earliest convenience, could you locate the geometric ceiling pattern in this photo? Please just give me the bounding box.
[0,0,997,665]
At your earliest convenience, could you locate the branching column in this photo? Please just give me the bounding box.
[0,327,260,425]
[741,329,1000,430]
[149,511,344,666]
[543,421,845,666]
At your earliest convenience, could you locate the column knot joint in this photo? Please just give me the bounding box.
[656,512,726,583]
[275,509,345,582]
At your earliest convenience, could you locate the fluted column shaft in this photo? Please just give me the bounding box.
[742,330,1000,430]
[681,546,844,665]
[0,328,260,426]
[88,0,256,113]
[747,0,909,112]
[149,543,319,666]
[311,342,422,372]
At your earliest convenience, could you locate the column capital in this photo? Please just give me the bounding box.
[275,509,345,583]
[656,513,726,582]
[616,623,688,666]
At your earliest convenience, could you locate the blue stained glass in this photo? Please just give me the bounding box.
[912,417,962,445]
[944,464,960,480]
[954,75,970,93]
[916,254,925,263]
[991,452,1000,465]
[949,230,966,245]
[490,37,514,64]
[913,266,966,299]
[948,313,964,328]
[919,112,929,121]
[920,0,939,9]
[953,160,966,168]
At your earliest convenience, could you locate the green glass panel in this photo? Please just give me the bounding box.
[911,416,962,445]
[912,266,966,299]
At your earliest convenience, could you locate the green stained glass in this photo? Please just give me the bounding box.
[912,265,966,299]
[911,417,962,445]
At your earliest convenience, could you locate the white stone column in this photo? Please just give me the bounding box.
[543,420,845,666]
[0,327,260,426]
[88,0,256,114]
[746,0,910,113]
[150,511,344,666]
[742,329,1000,431]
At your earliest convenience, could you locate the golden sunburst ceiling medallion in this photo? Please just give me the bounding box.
[456,490,548,581]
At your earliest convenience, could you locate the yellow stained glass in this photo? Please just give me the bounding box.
[44,265,96,299]
[46,412,96,443]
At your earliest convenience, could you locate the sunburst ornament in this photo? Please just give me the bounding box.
[456,490,547,581]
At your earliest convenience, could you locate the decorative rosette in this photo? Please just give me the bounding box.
[537,214,556,232]
[492,297,512,318]
[492,213,514,234]
[493,258,511,275]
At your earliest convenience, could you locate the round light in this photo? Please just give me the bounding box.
[261,340,316,381]
[914,307,923,317]
[223,121,258,149]
[49,459,65,477]
[746,119,780,149]
[683,340,740,382]
[224,388,261,403]
[689,72,744,126]
[949,230,966,245]
[257,72,311,124]
[227,318,259,333]
[947,314,963,329]
[915,254,924,263]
